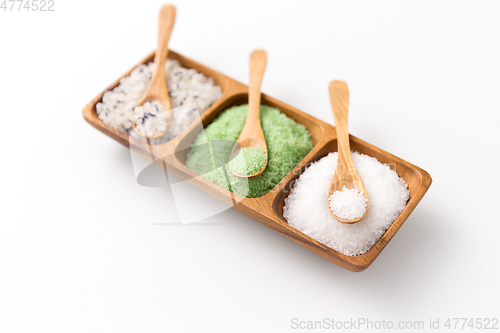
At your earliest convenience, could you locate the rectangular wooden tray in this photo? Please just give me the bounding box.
[83,50,432,272]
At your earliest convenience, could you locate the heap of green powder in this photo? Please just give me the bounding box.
[185,104,313,198]
[229,147,267,176]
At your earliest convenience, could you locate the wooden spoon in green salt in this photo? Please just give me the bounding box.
[229,50,269,179]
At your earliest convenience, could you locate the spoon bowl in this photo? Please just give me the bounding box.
[132,5,176,140]
[327,81,369,223]
[229,49,268,178]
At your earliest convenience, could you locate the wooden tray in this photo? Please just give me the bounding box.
[83,50,432,272]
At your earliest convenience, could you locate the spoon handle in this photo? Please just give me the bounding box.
[244,50,267,136]
[149,5,176,108]
[329,81,352,164]
[156,5,176,64]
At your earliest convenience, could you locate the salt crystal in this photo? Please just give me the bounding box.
[131,100,170,137]
[329,187,367,220]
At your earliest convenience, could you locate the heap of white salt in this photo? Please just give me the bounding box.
[283,151,410,256]
[95,59,222,144]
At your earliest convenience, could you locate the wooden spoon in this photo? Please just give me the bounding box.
[133,5,176,139]
[229,49,268,178]
[327,81,369,223]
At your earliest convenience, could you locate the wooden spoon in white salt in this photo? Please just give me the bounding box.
[327,81,369,223]
[133,5,176,139]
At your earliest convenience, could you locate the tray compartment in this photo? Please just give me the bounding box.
[272,136,432,271]
[82,50,231,149]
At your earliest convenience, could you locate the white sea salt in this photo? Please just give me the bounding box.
[95,59,222,144]
[283,151,410,256]
[131,100,170,137]
[329,187,367,220]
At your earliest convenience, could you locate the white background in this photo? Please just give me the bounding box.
[1,0,499,332]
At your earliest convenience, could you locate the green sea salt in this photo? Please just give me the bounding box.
[185,104,313,198]
[229,147,267,176]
